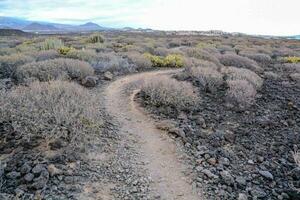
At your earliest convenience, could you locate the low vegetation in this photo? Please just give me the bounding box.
[0,80,102,144]
[284,56,300,64]
[144,53,184,68]
[15,58,94,83]
[141,76,199,112]
[226,79,257,107]
[222,66,263,89]
[1,31,300,200]
[0,54,34,78]
[40,38,64,51]
[186,66,223,92]
[87,33,105,43]
[219,53,262,72]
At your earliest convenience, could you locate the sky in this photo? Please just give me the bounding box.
[0,0,299,36]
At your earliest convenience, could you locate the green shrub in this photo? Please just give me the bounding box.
[0,81,102,144]
[58,46,73,55]
[87,34,104,43]
[284,56,300,64]
[15,58,94,83]
[144,53,184,68]
[144,53,165,67]
[164,54,184,68]
[40,38,64,50]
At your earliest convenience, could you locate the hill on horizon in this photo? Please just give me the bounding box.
[23,22,59,31]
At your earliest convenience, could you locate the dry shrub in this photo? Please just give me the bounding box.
[183,47,221,66]
[90,53,134,74]
[127,52,152,71]
[142,76,199,111]
[277,63,300,73]
[0,47,17,56]
[217,45,235,54]
[272,48,300,58]
[0,81,102,144]
[29,50,60,61]
[264,71,280,80]
[222,67,263,89]
[293,151,300,168]
[15,58,94,83]
[153,47,170,56]
[219,53,262,72]
[240,52,272,65]
[290,73,300,84]
[66,49,98,62]
[226,80,257,107]
[0,54,34,78]
[187,67,223,92]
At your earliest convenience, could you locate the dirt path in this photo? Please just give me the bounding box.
[104,69,203,200]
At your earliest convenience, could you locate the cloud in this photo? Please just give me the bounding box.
[0,0,299,35]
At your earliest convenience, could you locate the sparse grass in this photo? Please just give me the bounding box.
[142,76,199,111]
[0,81,102,144]
[15,58,94,83]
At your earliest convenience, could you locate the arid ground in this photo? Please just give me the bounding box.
[0,30,300,200]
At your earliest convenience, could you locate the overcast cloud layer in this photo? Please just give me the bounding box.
[0,0,299,36]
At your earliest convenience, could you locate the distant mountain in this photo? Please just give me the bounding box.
[123,27,135,31]
[0,16,31,29]
[0,16,155,33]
[23,22,59,31]
[78,22,107,31]
[0,28,31,36]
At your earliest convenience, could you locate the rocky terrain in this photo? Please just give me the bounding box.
[138,65,300,199]
[0,31,300,199]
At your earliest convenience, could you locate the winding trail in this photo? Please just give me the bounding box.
[104,69,203,200]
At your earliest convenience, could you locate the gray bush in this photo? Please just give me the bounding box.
[15,58,94,83]
[0,81,103,144]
